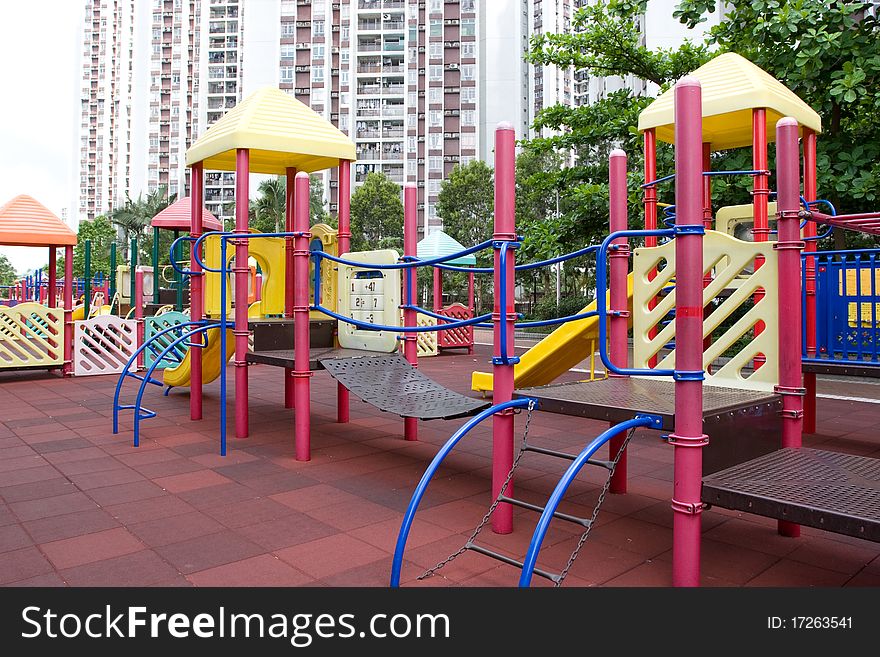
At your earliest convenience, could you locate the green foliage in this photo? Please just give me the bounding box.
[436,161,495,265]
[71,214,117,278]
[109,186,176,260]
[349,172,404,252]
[249,175,331,234]
[0,254,17,286]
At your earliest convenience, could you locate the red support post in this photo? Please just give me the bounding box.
[776,117,805,538]
[403,184,419,441]
[433,267,443,313]
[608,148,630,494]
[467,270,475,354]
[190,162,204,421]
[670,77,707,587]
[644,128,659,369]
[753,108,769,370]
[234,149,250,439]
[491,123,517,535]
[48,248,56,309]
[284,167,297,409]
[135,269,144,369]
[702,143,713,368]
[293,172,312,461]
[803,129,818,434]
[255,273,263,302]
[62,245,74,376]
[337,160,352,423]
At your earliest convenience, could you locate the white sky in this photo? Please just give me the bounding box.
[0,1,82,274]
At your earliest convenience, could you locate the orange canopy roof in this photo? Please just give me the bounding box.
[150,196,222,232]
[0,195,77,247]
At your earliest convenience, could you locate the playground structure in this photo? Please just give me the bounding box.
[28,54,870,588]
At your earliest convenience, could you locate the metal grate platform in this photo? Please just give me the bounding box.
[320,353,491,421]
[516,377,779,431]
[246,347,389,370]
[702,448,880,542]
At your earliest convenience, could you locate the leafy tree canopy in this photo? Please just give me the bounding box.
[349,172,404,252]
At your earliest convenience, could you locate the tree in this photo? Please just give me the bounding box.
[349,172,404,251]
[0,254,17,287]
[249,174,332,234]
[71,214,117,278]
[436,161,495,260]
[109,186,176,258]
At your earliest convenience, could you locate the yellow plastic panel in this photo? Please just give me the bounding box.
[633,230,779,392]
[204,234,285,317]
[336,250,400,353]
[638,53,821,150]
[0,302,65,369]
[310,223,338,319]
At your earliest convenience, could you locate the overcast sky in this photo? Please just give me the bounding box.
[0,2,82,274]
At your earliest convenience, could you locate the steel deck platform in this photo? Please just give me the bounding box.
[245,347,389,371]
[515,377,780,431]
[702,448,880,542]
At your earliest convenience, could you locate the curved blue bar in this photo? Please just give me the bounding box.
[514,310,598,329]
[518,415,656,587]
[389,397,535,587]
[401,304,493,326]
[596,228,676,377]
[434,243,599,274]
[498,241,513,365]
[314,239,495,270]
[314,303,488,333]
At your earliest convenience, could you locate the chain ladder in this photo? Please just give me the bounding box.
[553,425,637,587]
[418,398,537,580]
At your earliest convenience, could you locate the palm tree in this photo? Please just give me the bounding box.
[110,185,177,257]
[249,177,286,234]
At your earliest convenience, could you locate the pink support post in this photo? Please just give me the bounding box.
[234,149,250,439]
[255,273,263,302]
[491,123,517,535]
[776,117,805,538]
[48,248,56,309]
[190,162,204,421]
[608,149,630,494]
[403,184,419,441]
[467,270,475,354]
[670,77,707,587]
[135,269,144,369]
[337,160,352,423]
[645,129,659,369]
[433,267,443,313]
[293,172,312,461]
[753,109,769,370]
[284,167,297,409]
[802,129,818,434]
[62,246,74,376]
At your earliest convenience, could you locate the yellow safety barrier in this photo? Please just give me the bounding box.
[633,230,779,392]
[0,302,65,369]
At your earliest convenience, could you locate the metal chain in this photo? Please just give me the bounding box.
[418,399,537,580]
[553,425,637,587]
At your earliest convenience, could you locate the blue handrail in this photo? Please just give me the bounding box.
[434,244,600,274]
[518,415,659,586]
[312,239,495,271]
[389,397,535,587]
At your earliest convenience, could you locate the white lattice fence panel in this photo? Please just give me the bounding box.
[73,316,138,376]
[0,303,64,369]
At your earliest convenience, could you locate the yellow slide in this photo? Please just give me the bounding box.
[471,273,634,393]
[72,304,112,321]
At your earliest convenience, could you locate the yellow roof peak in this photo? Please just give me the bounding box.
[186,86,356,174]
[638,52,822,150]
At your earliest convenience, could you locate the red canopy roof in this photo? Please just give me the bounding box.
[0,195,77,247]
[150,196,222,231]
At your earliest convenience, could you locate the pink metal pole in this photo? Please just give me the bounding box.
[645,129,659,369]
[62,246,73,376]
[234,149,250,439]
[753,109,769,370]
[803,129,818,434]
[47,248,56,309]
[433,267,442,313]
[284,167,297,409]
[293,172,312,461]
[670,77,707,587]
[491,122,517,534]
[467,270,475,354]
[255,273,263,302]
[190,162,204,421]
[403,183,419,441]
[608,148,629,494]
[776,117,805,538]
[135,269,144,369]
[337,160,352,423]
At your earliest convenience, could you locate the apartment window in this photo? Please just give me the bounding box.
[341,70,349,85]
[281,44,295,59]
[313,88,326,104]
[461,86,476,103]
[408,91,417,105]
[313,21,324,37]
[429,156,441,171]
[429,110,441,126]
[407,160,416,176]
[281,22,295,37]
[341,4,349,19]
[461,42,475,58]
[461,133,476,149]
[461,18,475,37]
[312,65,324,82]
[429,87,441,103]
[428,203,437,218]
[341,51,349,64]
[429,0,441,11]
[341,92,350,105]
[280,0,295,16]
[461,155,475,166]
[341,25,349,41]
[429,42,442,59]
[340,114,350,131]
[280,66,294,83]
[407,113,416,128]
[462,0,475,12]
[313,44,325,60]
[408,136,416,152]
[428,179,441,195]
[429,133,441,150]
[462,110,475,126]
[461,64,474,81]
[429,19,442,37]
[409,26,417,42]
[429,65,442,81]
[408,69,417,85]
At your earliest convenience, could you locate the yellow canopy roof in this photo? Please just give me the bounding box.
[638,53,822,150]
[186,86,356,174]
